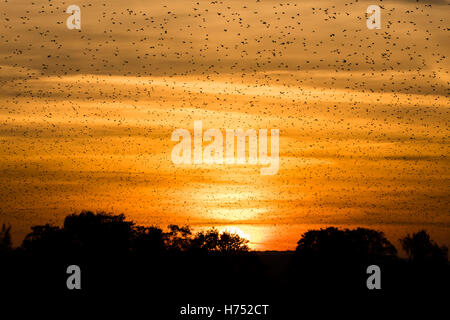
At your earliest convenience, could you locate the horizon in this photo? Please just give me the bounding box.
[3,210,449,257]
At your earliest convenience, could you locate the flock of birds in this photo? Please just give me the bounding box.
[0,1,448,238]
[0,1,445,86]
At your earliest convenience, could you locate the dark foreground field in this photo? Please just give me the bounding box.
[1,211,448,317]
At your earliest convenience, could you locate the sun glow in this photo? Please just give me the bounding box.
[220,226,251,242]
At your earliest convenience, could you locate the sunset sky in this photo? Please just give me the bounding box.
[0,0,449,250]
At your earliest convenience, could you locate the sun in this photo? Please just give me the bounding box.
[219,226,251,241]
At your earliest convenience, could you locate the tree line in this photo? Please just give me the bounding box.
[0,211,448,307]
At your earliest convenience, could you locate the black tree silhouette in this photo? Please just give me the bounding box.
[400,230,448,263]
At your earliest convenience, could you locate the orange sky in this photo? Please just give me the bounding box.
[0,0,449,250]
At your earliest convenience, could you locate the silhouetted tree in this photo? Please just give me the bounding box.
[294,227,397,261]
[290,227,397,292]
[216,231,249,253]
[133,225,166,255]
[64,211,134,252]
[165,224,192,251]
[21,211,136,258]
[0,224,12,253]
[21,224,65,254]
[190,229,249,253]
[400,230,448,263]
